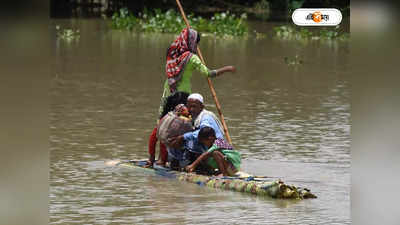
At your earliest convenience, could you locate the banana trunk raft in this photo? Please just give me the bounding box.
[116,160,317,200]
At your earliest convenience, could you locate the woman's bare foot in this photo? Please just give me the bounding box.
[143,159,154,168]
[155,159,166,167]
[105,160,121,166]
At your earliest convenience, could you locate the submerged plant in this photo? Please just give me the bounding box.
[284,54,303,66]
[254,31,267,39]
[56,25,80,41]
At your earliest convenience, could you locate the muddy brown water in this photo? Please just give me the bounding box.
[50,19,350,224]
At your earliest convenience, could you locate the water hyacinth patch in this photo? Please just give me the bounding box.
[111,7,138,30]
[111,8,248,38]
[139,8,185,33]
[273,25,349,42]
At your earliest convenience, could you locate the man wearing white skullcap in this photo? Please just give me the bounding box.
[187,93,204,104]
[169,93,225,167]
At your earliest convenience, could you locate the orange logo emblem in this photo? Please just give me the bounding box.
[305,11,329,23]
[312,11,322,22]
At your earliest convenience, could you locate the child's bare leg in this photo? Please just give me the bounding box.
[225,161,238,176]
[212,151,229,176]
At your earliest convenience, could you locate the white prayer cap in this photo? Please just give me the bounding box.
[188,93,204,104]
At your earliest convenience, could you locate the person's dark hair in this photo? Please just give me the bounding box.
[198,126,216,141]
[160,91,189,119]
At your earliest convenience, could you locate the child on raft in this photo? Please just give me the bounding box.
[185,126,241,176]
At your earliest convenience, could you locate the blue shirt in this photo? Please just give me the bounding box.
[183,113,224,154]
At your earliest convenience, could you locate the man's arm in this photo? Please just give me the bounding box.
[185,151,211,172]
[186,145,218,172]
[169,115,220,148]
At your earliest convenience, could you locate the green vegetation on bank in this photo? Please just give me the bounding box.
[110,8,349,42]
[111,8,248,38]
[273,25,349,41]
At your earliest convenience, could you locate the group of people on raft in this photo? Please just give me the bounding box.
[145,28,241,176]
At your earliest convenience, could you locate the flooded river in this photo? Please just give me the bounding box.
[50,19,350,224]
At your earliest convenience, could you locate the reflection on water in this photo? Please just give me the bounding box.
[51,19,350,224]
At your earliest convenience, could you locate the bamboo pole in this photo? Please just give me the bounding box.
[175,0,233,145]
